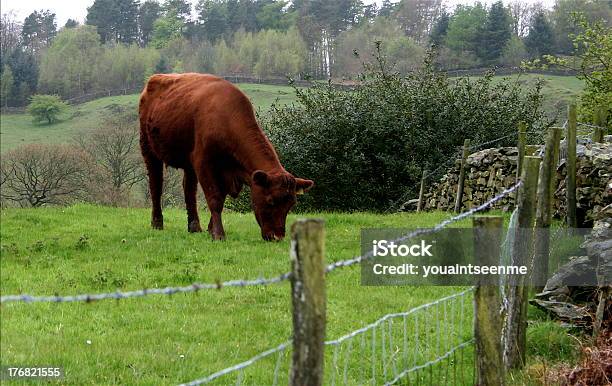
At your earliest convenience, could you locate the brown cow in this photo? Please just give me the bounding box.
[139,73,313,241]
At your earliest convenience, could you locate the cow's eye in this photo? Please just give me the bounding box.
[265,196,274,205]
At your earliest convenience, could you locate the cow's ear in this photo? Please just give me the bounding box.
[252,170,269,187]
[295,178,314,195]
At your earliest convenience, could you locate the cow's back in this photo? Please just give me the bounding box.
[139,73,255,168]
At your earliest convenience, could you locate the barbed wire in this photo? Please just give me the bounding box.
[468,132,517,151]
[0,273,291,304]
[577,121,607,130]
[326,180,521,273]
[2,179,521,304]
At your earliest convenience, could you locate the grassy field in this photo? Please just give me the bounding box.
[0,83,298,152]
[0,74,583,153]
[0,206,578,385]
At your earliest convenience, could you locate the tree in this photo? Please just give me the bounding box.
[197,0,228,42]
[138,0,161,46]
[151,14,184,48]
[27,94,68,124]
[1,12,22,65]
[480,1,512,62]
[38,26,102,97]
[64,19,79,29]
[378,0,397,18]
[0,144,88,207]
[550,0,612,54]
[256,1,293,31]
[86,0,139,44]
[1,65,14,107]
[334,17,424,76]
[76,111,145,205]
[524,11,554,57]
[429,10,449,46]
[21,10,57,54]
[500,35,527,67]
[163,0,192,22]
[444,4,487,62]
[7,48,38,105]
[394,0,443,44]
[507,0,542,37]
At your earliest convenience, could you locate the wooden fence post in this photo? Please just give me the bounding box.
[592,107,604,143]
[516,122,527,180]
[417,169,427,212]
[566,104,578,228]
[504,156,540,370]
[290,219,326,386]
[533,127,562,291]
[473,216,505,386]
[454,139,470,213]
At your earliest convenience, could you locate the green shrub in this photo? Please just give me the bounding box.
[26,94,68,124]
[263,47,549,211]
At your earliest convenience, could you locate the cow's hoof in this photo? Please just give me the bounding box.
[188,221,202,233]
[210,232,226,241]
[151,218,164,230]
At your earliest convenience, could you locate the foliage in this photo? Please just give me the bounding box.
[500,35,527,67]
[0,144,89,207]
[26,94,68,124]
[38,26,159,97]
[86,0,140,44]
[213,28,307,77]
[525,11,554,58]
[444,4,487,64]
[75,110,145,206]
[333,17,424,77]
[534,14,611,125]
[479,1,512,62]
[0,65,14,107]
[264,47,548,211]
[0,205,476,383]
[21,9,57,54]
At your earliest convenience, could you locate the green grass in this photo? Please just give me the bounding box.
[0,206,583,384]
[0,83,297,152]
[0,206,483,385]
[1,75,583,153]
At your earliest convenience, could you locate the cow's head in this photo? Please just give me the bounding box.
[250,170,314,241]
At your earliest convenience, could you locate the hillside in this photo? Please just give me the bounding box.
[0,83,298,152]
[0,75,583,153]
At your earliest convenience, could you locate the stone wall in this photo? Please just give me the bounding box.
[417,142,611,226]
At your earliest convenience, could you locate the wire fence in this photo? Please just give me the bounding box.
[180,289,475,386]
[1,132,529,385]
[1,180,520,305]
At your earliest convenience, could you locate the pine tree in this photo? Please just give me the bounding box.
[430,11,449,46]
[524,11,554,58]
[139,1,161,46]
[479,1,512,62]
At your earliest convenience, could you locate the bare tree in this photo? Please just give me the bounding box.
[0,144,89,207]
[508,0,544,37]
[1,11,22,56]
[76,110,145,206]
[395,0,443,44]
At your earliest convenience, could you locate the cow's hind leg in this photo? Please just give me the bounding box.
[183,167,202,233]
[143,152,164,230]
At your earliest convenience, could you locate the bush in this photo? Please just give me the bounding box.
[26,94,68,124]
[0,144,89,207]
[263,47,549,212]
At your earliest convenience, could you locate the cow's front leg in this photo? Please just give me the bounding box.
[183,167,202,233]
[205,195,226,240]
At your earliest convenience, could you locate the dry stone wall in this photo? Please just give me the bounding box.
[418,142,611,226]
